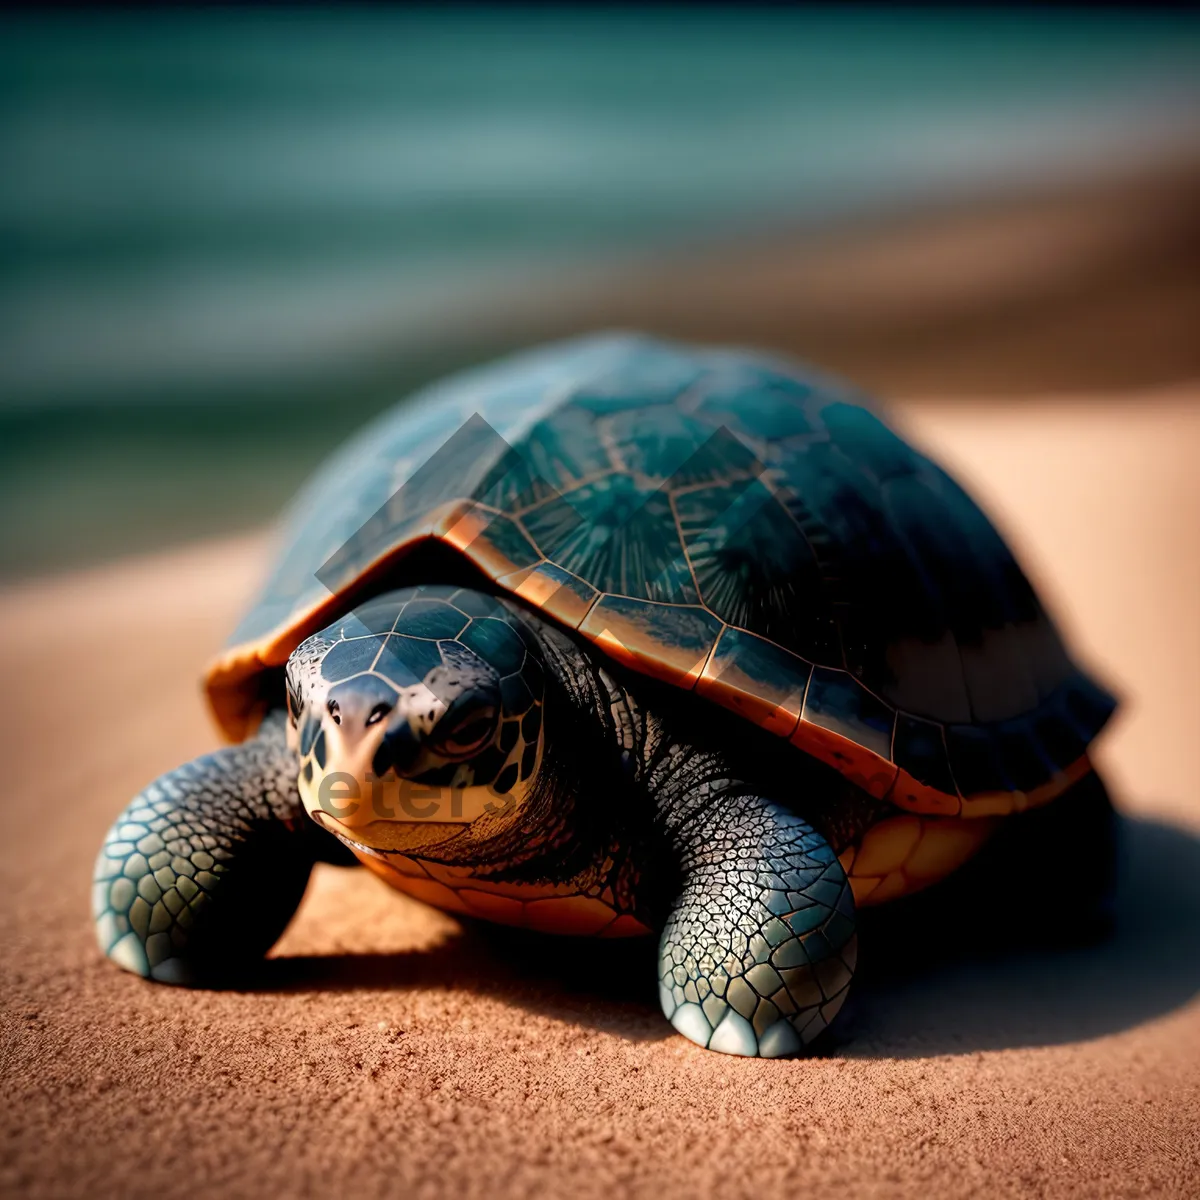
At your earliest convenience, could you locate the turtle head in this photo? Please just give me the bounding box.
[285,586,545,855]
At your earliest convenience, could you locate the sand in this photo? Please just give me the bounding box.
[2,391,1199,1198]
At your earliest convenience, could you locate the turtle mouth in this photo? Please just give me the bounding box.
[312,810,463,855]
[311,813,423,858]
[308,777,522,854]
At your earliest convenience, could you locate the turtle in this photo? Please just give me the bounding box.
[94,333,1117,1057]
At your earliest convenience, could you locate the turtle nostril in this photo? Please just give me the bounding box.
[373,721,420,779]
[366,702,392,728]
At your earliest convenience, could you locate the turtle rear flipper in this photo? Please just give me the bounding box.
[92,713,344,984]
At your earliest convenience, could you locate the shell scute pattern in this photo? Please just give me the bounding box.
[212,335,1115,817]
[525,475,698,607]
[515,405,613,503]
[695,379,821,444]
[802,667,894,761]
[676,474,840,665]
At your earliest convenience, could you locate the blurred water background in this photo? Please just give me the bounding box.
[3,8,1199,576]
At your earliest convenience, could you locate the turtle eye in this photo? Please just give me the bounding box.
[366,702,391,727]
[327,698,342,726]
[431,705,498,758]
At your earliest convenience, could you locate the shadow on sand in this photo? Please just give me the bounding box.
[263,904,669,1045]
[842,814,1200,1056]
[262,815,1200,1056]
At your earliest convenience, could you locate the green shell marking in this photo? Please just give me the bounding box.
[209,334,1114,814]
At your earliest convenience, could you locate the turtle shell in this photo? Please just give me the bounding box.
[207,334,1115,819]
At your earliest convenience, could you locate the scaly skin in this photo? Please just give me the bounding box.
[96,593,861,1057]
[638,729,856,1056]
[93,713,349,984]
[542,620,857,1055]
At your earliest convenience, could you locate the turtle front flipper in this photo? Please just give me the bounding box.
[93,712,340,984]
[657,790,857,1057]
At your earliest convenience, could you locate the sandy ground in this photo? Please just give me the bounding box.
[2,390,1199,1199]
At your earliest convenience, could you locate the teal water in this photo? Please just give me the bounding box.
[2,8,1198,573]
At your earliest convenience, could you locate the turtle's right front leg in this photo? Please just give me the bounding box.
[93,712,342,984]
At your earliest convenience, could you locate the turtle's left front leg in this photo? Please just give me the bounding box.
[652,749,857,1057]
